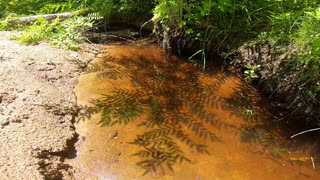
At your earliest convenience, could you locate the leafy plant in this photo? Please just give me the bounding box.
[14,17,53,45]
[252,2,320,118]
[12,13,101,50]
[244,64,260,80]
[0,13,20,30]
[51,14,101,50]
[38,2,74,14]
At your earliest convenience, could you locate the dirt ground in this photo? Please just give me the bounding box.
[0,31,100,179]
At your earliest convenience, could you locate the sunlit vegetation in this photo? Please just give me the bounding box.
[6,14,100,50]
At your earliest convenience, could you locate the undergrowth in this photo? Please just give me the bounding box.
[239,3,320,123]
[9,13,101,50]
[0,0,153,49]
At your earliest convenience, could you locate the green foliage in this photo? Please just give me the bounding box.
[14,17,52,44]
[244,65,261,80]
[0,13,20,30]
[117,0,154,21]
[254,2,320,108]
[153,0,180,25]
[83,0,154,23]
[0,0,154,27]
[1,0,64,17]
[0,0,91,18]
[38,2,74,14]
[12,14,101,50]
[51,14,100,50]
[153,0,240,50]
[153,0,269,67]
[89,0,114,17]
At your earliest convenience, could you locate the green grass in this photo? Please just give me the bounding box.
[8,13,101,50]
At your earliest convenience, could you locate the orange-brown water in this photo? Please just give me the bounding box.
[71,40,319,179]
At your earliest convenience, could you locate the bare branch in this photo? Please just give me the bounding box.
[290,128,320,138]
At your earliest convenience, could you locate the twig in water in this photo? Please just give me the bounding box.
[311,156,315,169]
[107,35,135,43]
[290,128,320,138]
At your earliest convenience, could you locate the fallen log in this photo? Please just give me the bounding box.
[17,12,74,24]
[0,8,93,28]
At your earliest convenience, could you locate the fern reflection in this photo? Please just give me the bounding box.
[81,45,247,175]
[224,84,281,153]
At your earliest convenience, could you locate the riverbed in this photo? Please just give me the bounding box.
[70,39,319,179]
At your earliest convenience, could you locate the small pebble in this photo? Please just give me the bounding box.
[22,114,29,119]
[1,120,10,126]
[11,117,21,123]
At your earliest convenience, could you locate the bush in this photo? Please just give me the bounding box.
[51,15,98,50]
[14,17,52,45]
[12,13,101,50]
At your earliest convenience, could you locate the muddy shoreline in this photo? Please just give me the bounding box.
[0,31,100,179]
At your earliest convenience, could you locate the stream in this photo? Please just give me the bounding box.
[69,38,319,179]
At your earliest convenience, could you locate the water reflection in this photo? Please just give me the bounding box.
[78,41,271,175]
[224,84,282,152]
[74,40,319,179]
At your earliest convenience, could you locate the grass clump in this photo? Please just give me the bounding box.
[239,3,320,122]
[50,15,97,50]
[14,17,53,45]
[0,14,20,30]
[262,6,320,100]
[11,13,101,50]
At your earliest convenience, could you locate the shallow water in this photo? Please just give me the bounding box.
[71,39,319,179]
